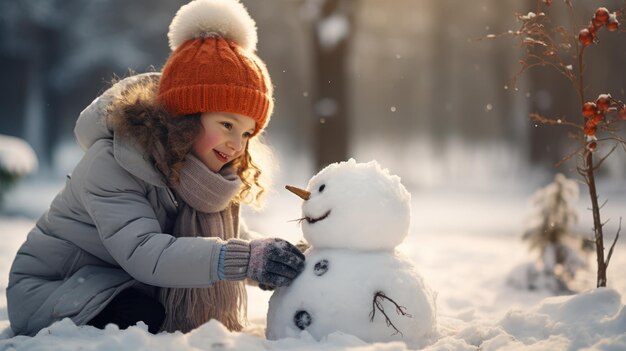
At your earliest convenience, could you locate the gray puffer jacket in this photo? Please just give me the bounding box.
[7,73,253,336]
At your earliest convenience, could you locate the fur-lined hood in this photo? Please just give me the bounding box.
[74,72,169,187]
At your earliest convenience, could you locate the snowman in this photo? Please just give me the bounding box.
[266,159,437,349]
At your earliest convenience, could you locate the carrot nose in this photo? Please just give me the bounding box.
[285,185,311,200]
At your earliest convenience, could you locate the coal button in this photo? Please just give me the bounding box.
[294,310,312,330]
[314,259,329,276]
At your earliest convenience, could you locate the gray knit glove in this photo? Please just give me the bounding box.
[221,238,305,288]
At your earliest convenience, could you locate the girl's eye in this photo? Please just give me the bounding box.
[243,131,252,139]
[221,122,233,130]
[319,184,325,193]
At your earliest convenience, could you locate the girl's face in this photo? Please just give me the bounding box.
[192,112,256,172]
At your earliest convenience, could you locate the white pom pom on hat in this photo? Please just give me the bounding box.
[167,0,258,52]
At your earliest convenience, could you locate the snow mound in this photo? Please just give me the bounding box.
[497,288,626,349]
[430,288,625,350]
[0,135,38,176]
[0,318,414,351]
[0,289,623,350]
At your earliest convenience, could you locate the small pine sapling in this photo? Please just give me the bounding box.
[483,1,623,288]
[522,173,591,291]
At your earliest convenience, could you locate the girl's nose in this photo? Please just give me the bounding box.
[227,135,245,152]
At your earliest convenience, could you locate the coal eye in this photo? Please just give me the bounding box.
[318,184,326,193]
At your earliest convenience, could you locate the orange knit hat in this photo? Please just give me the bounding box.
[157,0,273,135]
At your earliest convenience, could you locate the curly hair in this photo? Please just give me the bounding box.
[108,76,269,208]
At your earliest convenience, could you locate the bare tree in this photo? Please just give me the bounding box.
[305,0,356,170]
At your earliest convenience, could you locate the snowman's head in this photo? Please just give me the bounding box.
[287,159,411,251]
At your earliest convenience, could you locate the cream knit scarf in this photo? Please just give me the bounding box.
[158,154,247,333]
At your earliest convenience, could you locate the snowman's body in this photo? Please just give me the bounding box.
[267,248,436,348]
[266,160,437,348]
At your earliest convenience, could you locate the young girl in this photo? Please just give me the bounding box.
[7,0,305,336]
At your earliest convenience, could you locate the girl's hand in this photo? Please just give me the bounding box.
[220,238,305,289]
[247,238,305,288]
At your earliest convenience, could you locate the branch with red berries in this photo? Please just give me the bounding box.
[483,2,625,288]
[582,95,626,152]
[579,7,621,47]
[575,8,626,155]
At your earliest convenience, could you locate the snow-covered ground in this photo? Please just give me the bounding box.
[0,176,625,350]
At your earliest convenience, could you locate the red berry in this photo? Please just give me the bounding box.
[619,107,626,120]
[594,7,610,25]
[587,23,599,39]
[596,94,611,111]
[592,18,604,29]
[584,126,597,136]
[579,28,594,46]
[607,14,619,31]
[584,123,597,136]
[582,102,597,118]
[591,110,605,125]
[587,141,597,151]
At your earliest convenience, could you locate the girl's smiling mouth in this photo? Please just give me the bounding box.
[214,150,230,162]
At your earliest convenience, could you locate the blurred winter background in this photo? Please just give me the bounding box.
[1,0,626,349]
